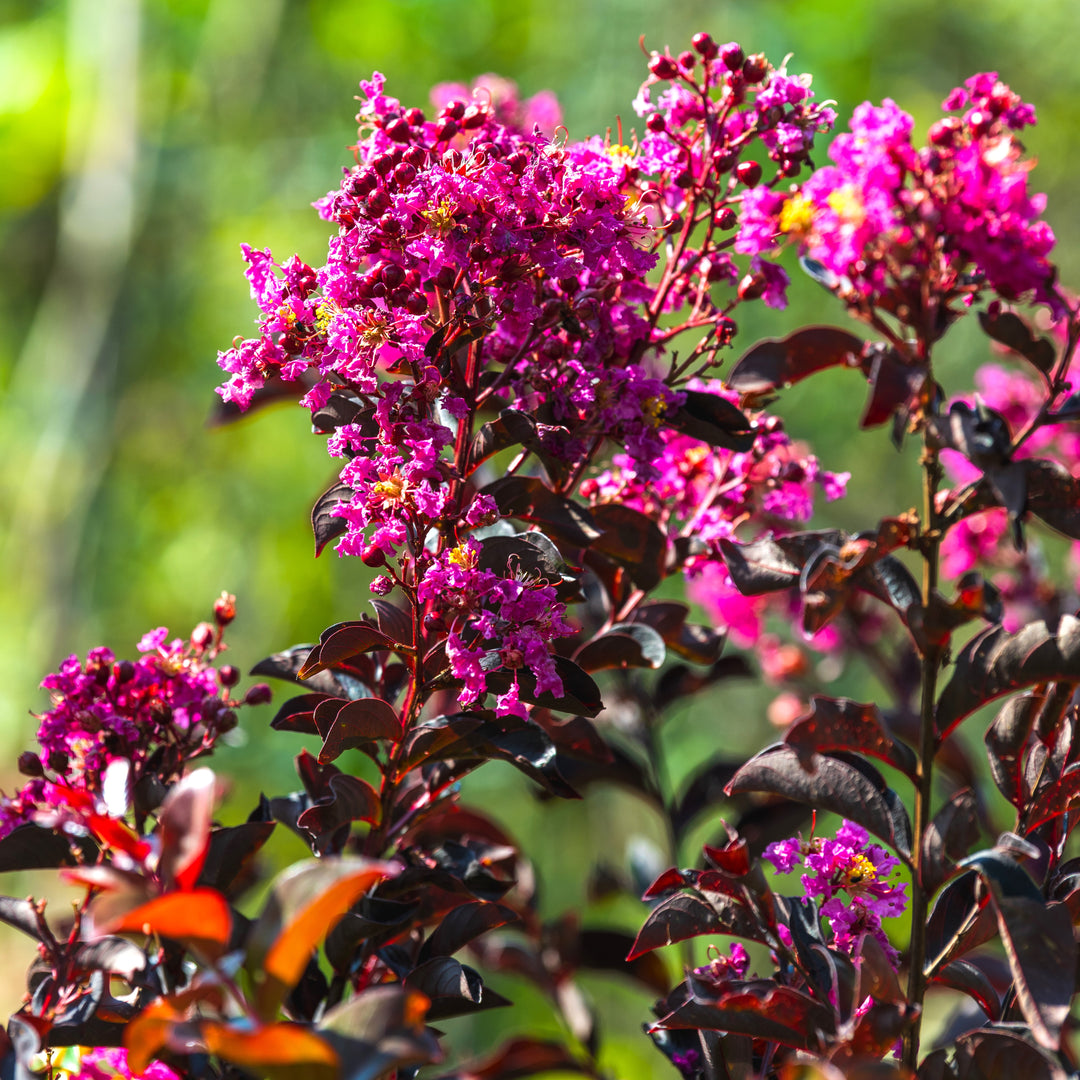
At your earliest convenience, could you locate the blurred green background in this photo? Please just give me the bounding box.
[3,0,1080,1071]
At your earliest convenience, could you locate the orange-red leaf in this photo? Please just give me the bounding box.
[202,1020,338,1078]
[104,888,232,959]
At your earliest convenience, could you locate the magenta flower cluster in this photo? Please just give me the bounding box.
[0,610,260,840]
[765,820,908,965]
[739,73,1057,314]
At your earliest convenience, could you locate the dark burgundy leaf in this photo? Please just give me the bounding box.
[300,622,391,677]
[481,476,600,548]
[937,615,1080,739]
[727,326,866,397]
[73,937,148,981]
[251,646,368,699]
[310,391,367,433]
[985,693,1040,808]
[197,820,276,896]
[667,389,755,451]
[419,901,519,964]
[921,788,979,895]
[574,623,666,672]
[720,532,842,595]
[325,897,423,972]
[485,656,602,717]
[398,714,485,773]
[954,1028,1068,1080]
[860,344,925,429]
[319,698,402,763]
[369,599,413,647]
[1023,762,1080,830]
[931,959,1000,1020]
[0,897,43,941]
[784,696,917,781]
[931,401,1013,470]
[961,850,1075,1048]
[978,308,1056,377]
[626,893,726,960]
[312,481,353,557]
[924,872,996,970]
[476,531,567,584]
[654,981,833,1051]
[1023,458,1080,539]
[726,745,912,859]
[0,823,95,872]
[270,692,329,735]
[404,957,511,1020]
[589,503,668,590]
[296,775,381,850]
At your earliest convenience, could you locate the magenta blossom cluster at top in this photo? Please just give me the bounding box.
[739,73,1058,315]
[765,820,908,966]
[0,605,264,840]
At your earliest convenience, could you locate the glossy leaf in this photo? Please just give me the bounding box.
[921,788,979,895]
[102,888,232,959]
[985,693,1041,807]
[248,858,396,1020]
[0,823,95,872]
[727,326,865,397]
[318,698,402,763]
[157,767,215,892]
[405,956,511,1020]
[978,308,1055,376]
[296,774,381,845]
[1023,762,1080,830]
[937,615,1080,738]
[485,656,602,718]
[931,959,1000,1020]
[784,696,917,781]
[1023,458,1080,539]
[312,481,353,557]
[271,693,329,735]
[726,745,912,859]
[574,622,666,672]
[720,532,841,595]
[953,1028,1068,1080]
[627,893,741,960]
[589,503,668,590]
[0,897,42,941]
[300,622,391,677]
[960,850,1075,1048]
[668,388,756,450]
[653,981,833,1051]
[201,1020,338,1080]
[418,901,520,963]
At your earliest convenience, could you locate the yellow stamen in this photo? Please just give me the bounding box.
[779,192,815,235]
[826,184,866,227]
[421,197,459,236]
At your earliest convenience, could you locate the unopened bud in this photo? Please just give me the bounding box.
[737,272,767,301]
[214,592,237,626]
[218,664,240,688]
[691,32,717,59]
[244,684,272,707]
[18,752,44,778]
[191,622,215,651]
[370,575,394,596]
[735,160,762,187]
[648,53,679,80]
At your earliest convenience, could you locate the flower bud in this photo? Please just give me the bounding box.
[405,291,429,315]
[17,752,44,778]
[112,659,136,685]
[47,750,70,774]
[735,160,762,187]
[648,53,678,80]
[244,683,272,707]
[436,119,458,141]
[392,162,417,188]
[365,190,391,217]
[691,32,717,58]
[714,207,737,230]
[737,272,767,301]
[719,42,744,71]
[362,543,387,567]
[677,50,696,71]
[404,145,427,168]
[461,105,486,129]
[645,112,666,133]
[434,265,456,291]
[423,612,446,634]
[219,664,240,688]
[191,622,215,651]
[385,117,412,143]
[742,53,769,84]
[405,106,425,126]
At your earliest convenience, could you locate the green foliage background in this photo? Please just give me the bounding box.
[3,0,1080,1070]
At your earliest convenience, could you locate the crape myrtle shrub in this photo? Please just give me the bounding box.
[2,27,1080,1080]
